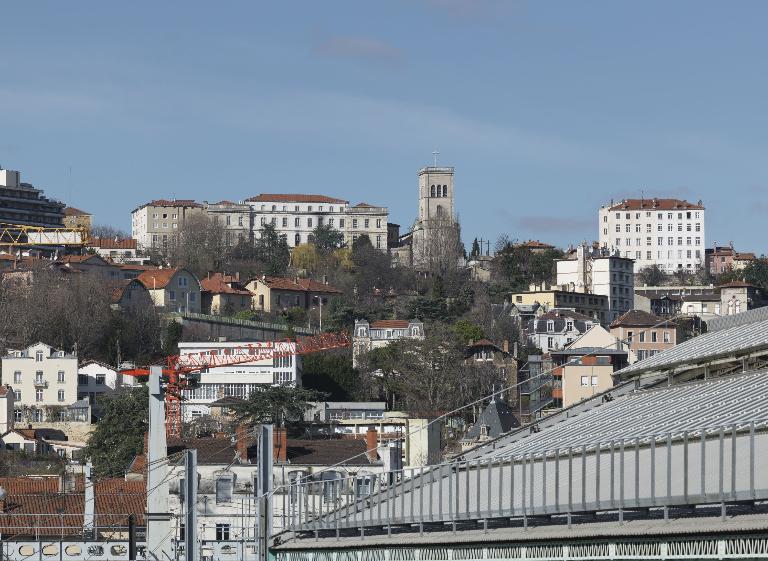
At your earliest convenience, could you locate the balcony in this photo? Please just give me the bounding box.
[33,380,48,389]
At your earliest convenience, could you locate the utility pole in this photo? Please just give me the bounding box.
[146,366,173,560]
[184,449,198,561]
[256,425,273,561]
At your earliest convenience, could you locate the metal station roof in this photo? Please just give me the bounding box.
[614,316,768,379]
[481,369,768,459]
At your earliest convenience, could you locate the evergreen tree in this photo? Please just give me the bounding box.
[471,238,481,257]
[254,223,291,275]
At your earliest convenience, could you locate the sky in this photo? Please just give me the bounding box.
[2,1,768,253]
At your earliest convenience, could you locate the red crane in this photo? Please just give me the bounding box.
[121,331,351,438]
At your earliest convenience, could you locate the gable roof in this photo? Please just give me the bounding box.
[466,399,520,440]
[109,278,147,303]
[538,309,595,322]
[256,276,342,294]
[610,309,676,328]
[63,207,91,216]
[137,268,196,290]
[370,320,410,329]
[57,254,112,266]
[246,194,348,204]
[200,273,253,296]
[88,237,137,250]
[608,198,704,211]
[719,280,758,289]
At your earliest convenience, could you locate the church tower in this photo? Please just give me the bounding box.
[417,166,455,224]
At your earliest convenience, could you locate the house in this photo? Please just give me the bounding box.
[127,427,385,543]
[86,237,148,264]
[352,319,425,368]
[527,309,598,353]
[200,273,253,315]
[514,240,557,254]
[464,339,518,405]
[77,360,136,409]
[706,244,756,275]
[245,275,342,314]
[109,278,153,311]
[550,346,629,409]
[460,397,520,451]
[62,207,92,230]
[610,310,677,361]
[137,267,201,313]
[0,386,13,434]
[719,281,765,316]
[0,427,67,455]
[510,283,610,325]
[1,343,78,423]
[55,254,122,280]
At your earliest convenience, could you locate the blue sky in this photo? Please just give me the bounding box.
[2,1,767,252]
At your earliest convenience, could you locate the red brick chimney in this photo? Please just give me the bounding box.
[235,424,249,463]
[365,427,378,463]
[273,428,288,463]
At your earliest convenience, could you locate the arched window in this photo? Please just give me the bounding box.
[430,185,435,197]
[443,185,448,197]
[436,205,443,217]
[735,299,741,314]
[294,233,301,246]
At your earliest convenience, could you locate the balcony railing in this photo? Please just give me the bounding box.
[33,380,48,389]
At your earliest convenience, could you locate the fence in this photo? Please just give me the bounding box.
[278,420,768,534]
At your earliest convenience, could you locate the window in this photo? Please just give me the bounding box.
[178,276,188,287]
[58,390,65,402]
[226,215,231,226]
[663,331,670,343]
[646,237,651,245]
[36,389,43,402]
[580,376,589,386]
[294,233,301,245]
[376,235,382,249]
[13,371,21,384]
[96,374,106,385]
[651,332,657,343]
[546,320,554,333]
[547,336,553,348]
[615,225,620,232]
[13,391,21,402]
[190,292,196,302]
[216,475,234,504]
[627,331,633,342]
[431,185,436,197]
[339,219,345,228]
[307,218,313,227]
[591,376,598,386]
[58,371,65,383]
[282,217,287,227]
[686,237,692,246]
[639,332,645,342]
[169,291,176,301]
[376,219,382,228]
[657,224,662,232]
[695,223,701,232]
[308,206,313,212]
[352,219,358,228]
[36,350,43,362]
[78,374,88,386]
[328,218,334,227]
[215,524,231,541]
[635,224,641,233]
[646,224,651,233]
[658,237,663,245]
[35,371,43,384]
[294,217,300,227]
[364,219,369,228]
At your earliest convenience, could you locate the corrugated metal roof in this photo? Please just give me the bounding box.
[708,306,768,333]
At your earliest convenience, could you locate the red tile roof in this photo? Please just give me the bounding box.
[88,237,137,250]
[734,252,756,261]
[370,320,410,329]
[57,254,109,265]
[245,194,348,204]
[137,268,187,290]
[200,273,253,296]
[718,280,758,288]
[515,240,555,250]
[608,198,704,211]
[256,276,342,294]
[63,207,91,216]
[0,476,145,535]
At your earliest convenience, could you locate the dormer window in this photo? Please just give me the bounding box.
[565,321,573,331]
[546,321,555,333]
[35,350,44,362]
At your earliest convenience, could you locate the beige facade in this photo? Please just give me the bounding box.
[510,284,610,324]
[559,362,615,407]
[130,199,203,251]
[246,276,342,314]
[1,343,78,423]
[63,207,92,230]
[203,200,252,246]
[610,310,676,361]
[137,268,202,313]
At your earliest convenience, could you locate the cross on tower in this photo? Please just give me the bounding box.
[432,149,439,167]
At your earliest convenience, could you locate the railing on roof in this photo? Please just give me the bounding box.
[280,419,768,537]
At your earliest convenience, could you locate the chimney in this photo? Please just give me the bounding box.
[502,340,509,354]
[273,427,287,463]
[235,424,249,463]
[143,432,149,455]
[365,427,379,463]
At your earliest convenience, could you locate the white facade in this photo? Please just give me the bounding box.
[599,198,705,273]
[246,196,388,250]
[131,200,203,251]
[177,341,302,420]
[1,343,78,423]
[352,320,426,368]
[77,361,137,403]
[557,246,635,323]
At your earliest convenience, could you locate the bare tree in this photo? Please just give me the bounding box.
[167,213,227,277]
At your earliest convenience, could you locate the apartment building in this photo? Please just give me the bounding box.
[352,319,426,367]
[1,343,78,423]
[130,199,203,251]
[203,200,252,246]
[527,309,598,353]
[706,244,756,275]
[245,194,388,249]
[598,198,705,272]
[0,168,65,229]
[557,245,635,323]
[177,341,302,420]
[510,283,610,325]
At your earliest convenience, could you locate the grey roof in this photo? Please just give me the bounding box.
[465,399,519,440]
[708,305,768,333]
[474,369,768,459]
[615,315,768,378]
[550,347,627,356]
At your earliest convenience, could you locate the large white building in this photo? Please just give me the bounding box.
[557,245,635,323]
[177,341,302,420]
[245,194,388,250]
[598,198,705,273]
[1,343,78,423]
